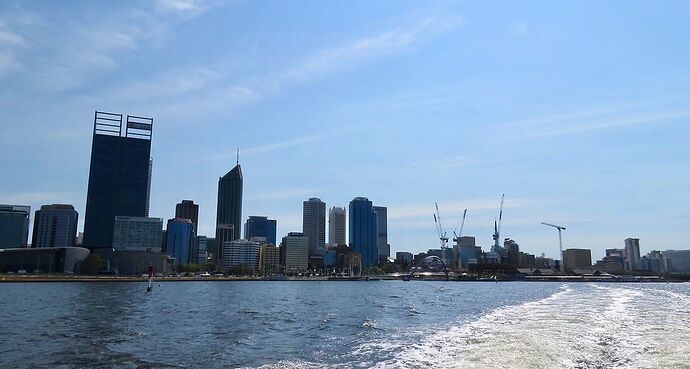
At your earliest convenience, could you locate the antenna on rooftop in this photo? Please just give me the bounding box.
[236,148,240,165]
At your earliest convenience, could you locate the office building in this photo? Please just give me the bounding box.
[396,251,413,268]
[146,158,152,217]
[83,112,153,249]
[373,206,389,259]
[0,205,31,248]
[166,218,195,264]
[349,197,378,267]
[196,236,209,265]
[31,204,79,248]
[260,245,281,275]
[624,238,641,271]
[216,163,243,265]
[245,216,277,245]
[303,198,326,255]
[563,248,592,271]
[661,250,690,274]
[175,200,199,228]
[504,238,520,266]
[280,232,309,271]
[328,206,346,245]
[223,239,260,273]
[112,216,163,252]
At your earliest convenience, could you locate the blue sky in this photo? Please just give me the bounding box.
[1,0,689,259]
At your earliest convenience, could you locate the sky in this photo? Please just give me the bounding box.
[1,0,689,260]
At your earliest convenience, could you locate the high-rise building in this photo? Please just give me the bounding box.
[624,238,641,271]
[328,206,346,245]
[0,205,31,248]
[146,158,152,217]
[83,112,153,249]
[31,204,78,248]
[245,216,277,245]
[349,197,378,267]
[280,232,309,271]
[223,239,260,273]
[260,245,281,275]
[563,248,592,271]
[373,206,388,259]
[166,218,196,264]
[111,216,163,252]
[503,238,520,266]
[175,200,199,229]
[303,198,326,255]
[196,236,209,265]
[216,163,243,265]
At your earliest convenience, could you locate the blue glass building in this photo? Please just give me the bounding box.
[245,216,277,245]
[166,218,195,264]
[348,197,378,267]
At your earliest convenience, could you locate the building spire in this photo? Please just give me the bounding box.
[236,148,240,165]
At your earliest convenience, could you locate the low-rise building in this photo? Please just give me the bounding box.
[112,216,163,252]
[280,232,309,272]
[563,248,592,272]
[223,239,260,273]
[260,245,281,275]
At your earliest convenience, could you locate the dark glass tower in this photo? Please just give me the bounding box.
[349,197,378,267]
[245,216,277,245]
[215,164,243,263]
[175,200,199,228]
[82,111,153,249]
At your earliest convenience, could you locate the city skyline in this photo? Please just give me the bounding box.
[1,1,690,258]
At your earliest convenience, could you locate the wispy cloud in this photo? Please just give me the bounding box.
[388,197,533,221]
[155,0,208,14]
[248,188,321,202]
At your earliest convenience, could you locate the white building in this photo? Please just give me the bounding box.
[112,216,163,252]
[223,239,260,272]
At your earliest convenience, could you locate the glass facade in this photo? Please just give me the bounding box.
[166,218,195,264]
[245,216,277,245]
[83,113,152,249]
[31,204,78,248]
[348,197,378,267]
[0,205,31,249]
[215,164,243,263]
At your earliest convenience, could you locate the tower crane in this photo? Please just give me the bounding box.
[452,209,468,242]
[541,222,566,273]
[433,203,449,264]
[491,194,505,253]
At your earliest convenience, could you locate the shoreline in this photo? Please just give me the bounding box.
[0,275,684,283]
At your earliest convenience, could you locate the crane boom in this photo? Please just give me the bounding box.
[492,194,505,253]
[434,203,449,264]
[541,222,566,273]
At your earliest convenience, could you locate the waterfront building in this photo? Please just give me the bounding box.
[112,216,163,252]
[260,245,281,274]
[328,206,346,245]
[0,247,90,274]
[83,112,153,249]
[395,251,413,268]
[303,198,326,255]
[245,216,277,246]
[348,197,378,267]
[166,218,195,264]
[639,250,663,274]
[661,250,690,274]
[223,239,260,273]
[504,238,520,266]
[280,232,309,272]
[373,206,389,259]
[563,248,592,271]
[216,163,243,265]
[624,238,641,271]
[175,200,199,228]
[196,236,209,265]
[454,236,480,268]
[0,205,31,248]
[31,204,78,248]
[593,254,626,273]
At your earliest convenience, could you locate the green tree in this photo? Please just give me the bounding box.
[82,254,102,275]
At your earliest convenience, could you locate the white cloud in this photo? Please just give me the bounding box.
[0,28,25,46]
[248,188,321,201]
[155,0,207,13]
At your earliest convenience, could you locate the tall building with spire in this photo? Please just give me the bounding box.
[216,158,243,265]
[83,111,153,249]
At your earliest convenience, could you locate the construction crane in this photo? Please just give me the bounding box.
[491,194,505,253]
[433,203,449,264]
[541,222,566,273]
[452,209,468,242]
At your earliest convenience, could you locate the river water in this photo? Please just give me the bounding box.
[1,281,688,368]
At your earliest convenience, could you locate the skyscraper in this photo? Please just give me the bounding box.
[82,111,153,249]
[216,163,243,264]
[303,198,326,255]
[349,197,378,267]
[328,206,346,246]
[0,205,30,248]
[31,204,78,248]
[175,200,199,228]
[624,238,641,271]
[373,206,388,259]
[245,216,277,245]
[166,218,195,264]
